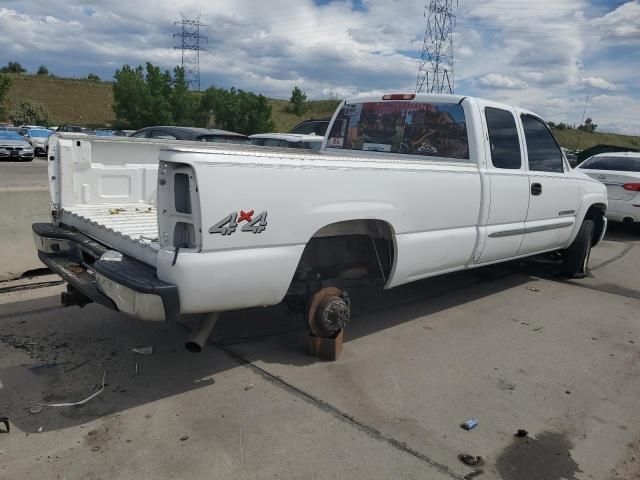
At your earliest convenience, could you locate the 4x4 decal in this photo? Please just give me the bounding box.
[209,210,268,235]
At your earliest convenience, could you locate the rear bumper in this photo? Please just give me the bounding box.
[32,223,180,322]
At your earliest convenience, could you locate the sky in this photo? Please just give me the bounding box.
[0,0,639,134]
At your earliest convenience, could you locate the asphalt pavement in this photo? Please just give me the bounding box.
[0,158,49,189]
[0,176,639,478]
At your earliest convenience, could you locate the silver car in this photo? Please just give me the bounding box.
[19,127,53,156]
[0,131,35,161]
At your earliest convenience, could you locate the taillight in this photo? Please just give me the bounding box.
[623,183,640,191]
[382,94,416,100]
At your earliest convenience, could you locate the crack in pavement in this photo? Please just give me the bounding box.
[214,340,464,480]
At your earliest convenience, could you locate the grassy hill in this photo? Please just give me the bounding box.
[4,73,116,127]
[551,128,640,152]
[3,74,639,150]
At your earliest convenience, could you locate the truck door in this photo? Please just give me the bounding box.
[476,103,529,263]
[518,113,579,255]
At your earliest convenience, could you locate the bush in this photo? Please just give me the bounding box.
[0,62,26,74]
[8,99,51,126]
[87,73,100,81]
[37,65,49,76]
[0,74,11,118]
[289,86,308,115]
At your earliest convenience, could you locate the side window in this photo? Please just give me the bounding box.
[131,131,149,138]
[263,139,282,147]
[485,107,521,169]
[521,115,564,173]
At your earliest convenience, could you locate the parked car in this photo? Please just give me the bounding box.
[34,93,607,354]
[57,125,87,133]
[289,118,331,136]
[250,133,323,151]
[130,126,250,144]
[0,131,34,161]
[0,126,24,134]
[19,127,53,156]
[575,152,640,224]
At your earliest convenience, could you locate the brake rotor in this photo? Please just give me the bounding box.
[307,287,350,337]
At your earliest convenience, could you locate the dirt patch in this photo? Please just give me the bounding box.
[496,431,581,480]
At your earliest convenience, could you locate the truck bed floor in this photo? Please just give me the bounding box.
[60,203,159,264]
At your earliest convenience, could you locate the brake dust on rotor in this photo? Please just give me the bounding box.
[307,287,350,361]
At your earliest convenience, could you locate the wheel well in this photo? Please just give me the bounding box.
[287,220,396,296]
[585,203,606,245]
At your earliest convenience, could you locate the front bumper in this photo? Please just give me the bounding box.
[32,223,180,322]
[0,150,34,160]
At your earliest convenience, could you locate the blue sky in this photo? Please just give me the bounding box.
[0,0,639,133]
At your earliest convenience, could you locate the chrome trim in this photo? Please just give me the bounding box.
[558,210,575,216]
[489,221,574,238]
[597,217,608,245]
[32,234,74,254]
[95,273,166,322]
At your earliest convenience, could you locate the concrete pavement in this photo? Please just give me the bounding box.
[0,228,639,479]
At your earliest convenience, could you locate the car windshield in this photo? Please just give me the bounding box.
[0,132,23,141]
[29,129,52,138]
[197,135,251,144]
[579,156,640,172]
[326,101,469,159]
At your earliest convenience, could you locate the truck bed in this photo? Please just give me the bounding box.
[59,203,159,265]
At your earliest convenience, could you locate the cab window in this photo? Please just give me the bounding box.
[521,115,564,173]
[485,107,521,169]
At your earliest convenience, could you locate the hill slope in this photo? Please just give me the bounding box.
[3,74,639,150]
[5,74,115,127]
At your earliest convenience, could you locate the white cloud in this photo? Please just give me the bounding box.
[478,74,528,90]
[582,76,617,91]
[0,1,638,134]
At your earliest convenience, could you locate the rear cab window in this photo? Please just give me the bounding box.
[485,107,521,169]
[326,101,469,160]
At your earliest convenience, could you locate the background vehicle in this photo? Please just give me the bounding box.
[289,118,331,136]
[576,152,640,224]
[57,125,90,133]
[250,133,323,151]
[19,127,53,156]
[0,131,34,161]
[130,126,250,144]
[34,94,607,351]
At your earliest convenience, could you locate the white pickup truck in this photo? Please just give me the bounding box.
[33,93,608,350]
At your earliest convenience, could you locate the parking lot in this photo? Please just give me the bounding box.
[0,156,639,480]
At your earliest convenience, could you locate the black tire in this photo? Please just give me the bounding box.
[562,219,594,278]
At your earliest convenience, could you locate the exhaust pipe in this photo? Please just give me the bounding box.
[185,312,219,353]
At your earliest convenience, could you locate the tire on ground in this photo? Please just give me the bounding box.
[562,219,594,278]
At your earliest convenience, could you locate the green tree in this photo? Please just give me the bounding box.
[8,99,51,126]
[199,86,274,134]
[36,65,49,75]
[0,74,11,118]
[1,62,27,74]
[170,66,198,126]
[289,86,307,115]
[113,62,200,128]
[87,73,100,81]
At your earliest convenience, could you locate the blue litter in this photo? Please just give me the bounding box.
[460,418,478,430]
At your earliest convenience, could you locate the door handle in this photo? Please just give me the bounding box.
[531,183,542,196]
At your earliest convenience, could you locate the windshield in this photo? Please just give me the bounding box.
[579,156,640,172]
[0,132,23,141]
[326,101,469,160]
[29,129,52,138]
[197,135,251,145]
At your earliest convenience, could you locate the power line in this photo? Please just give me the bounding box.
[174,14,208,91]
[416,1,458,94]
